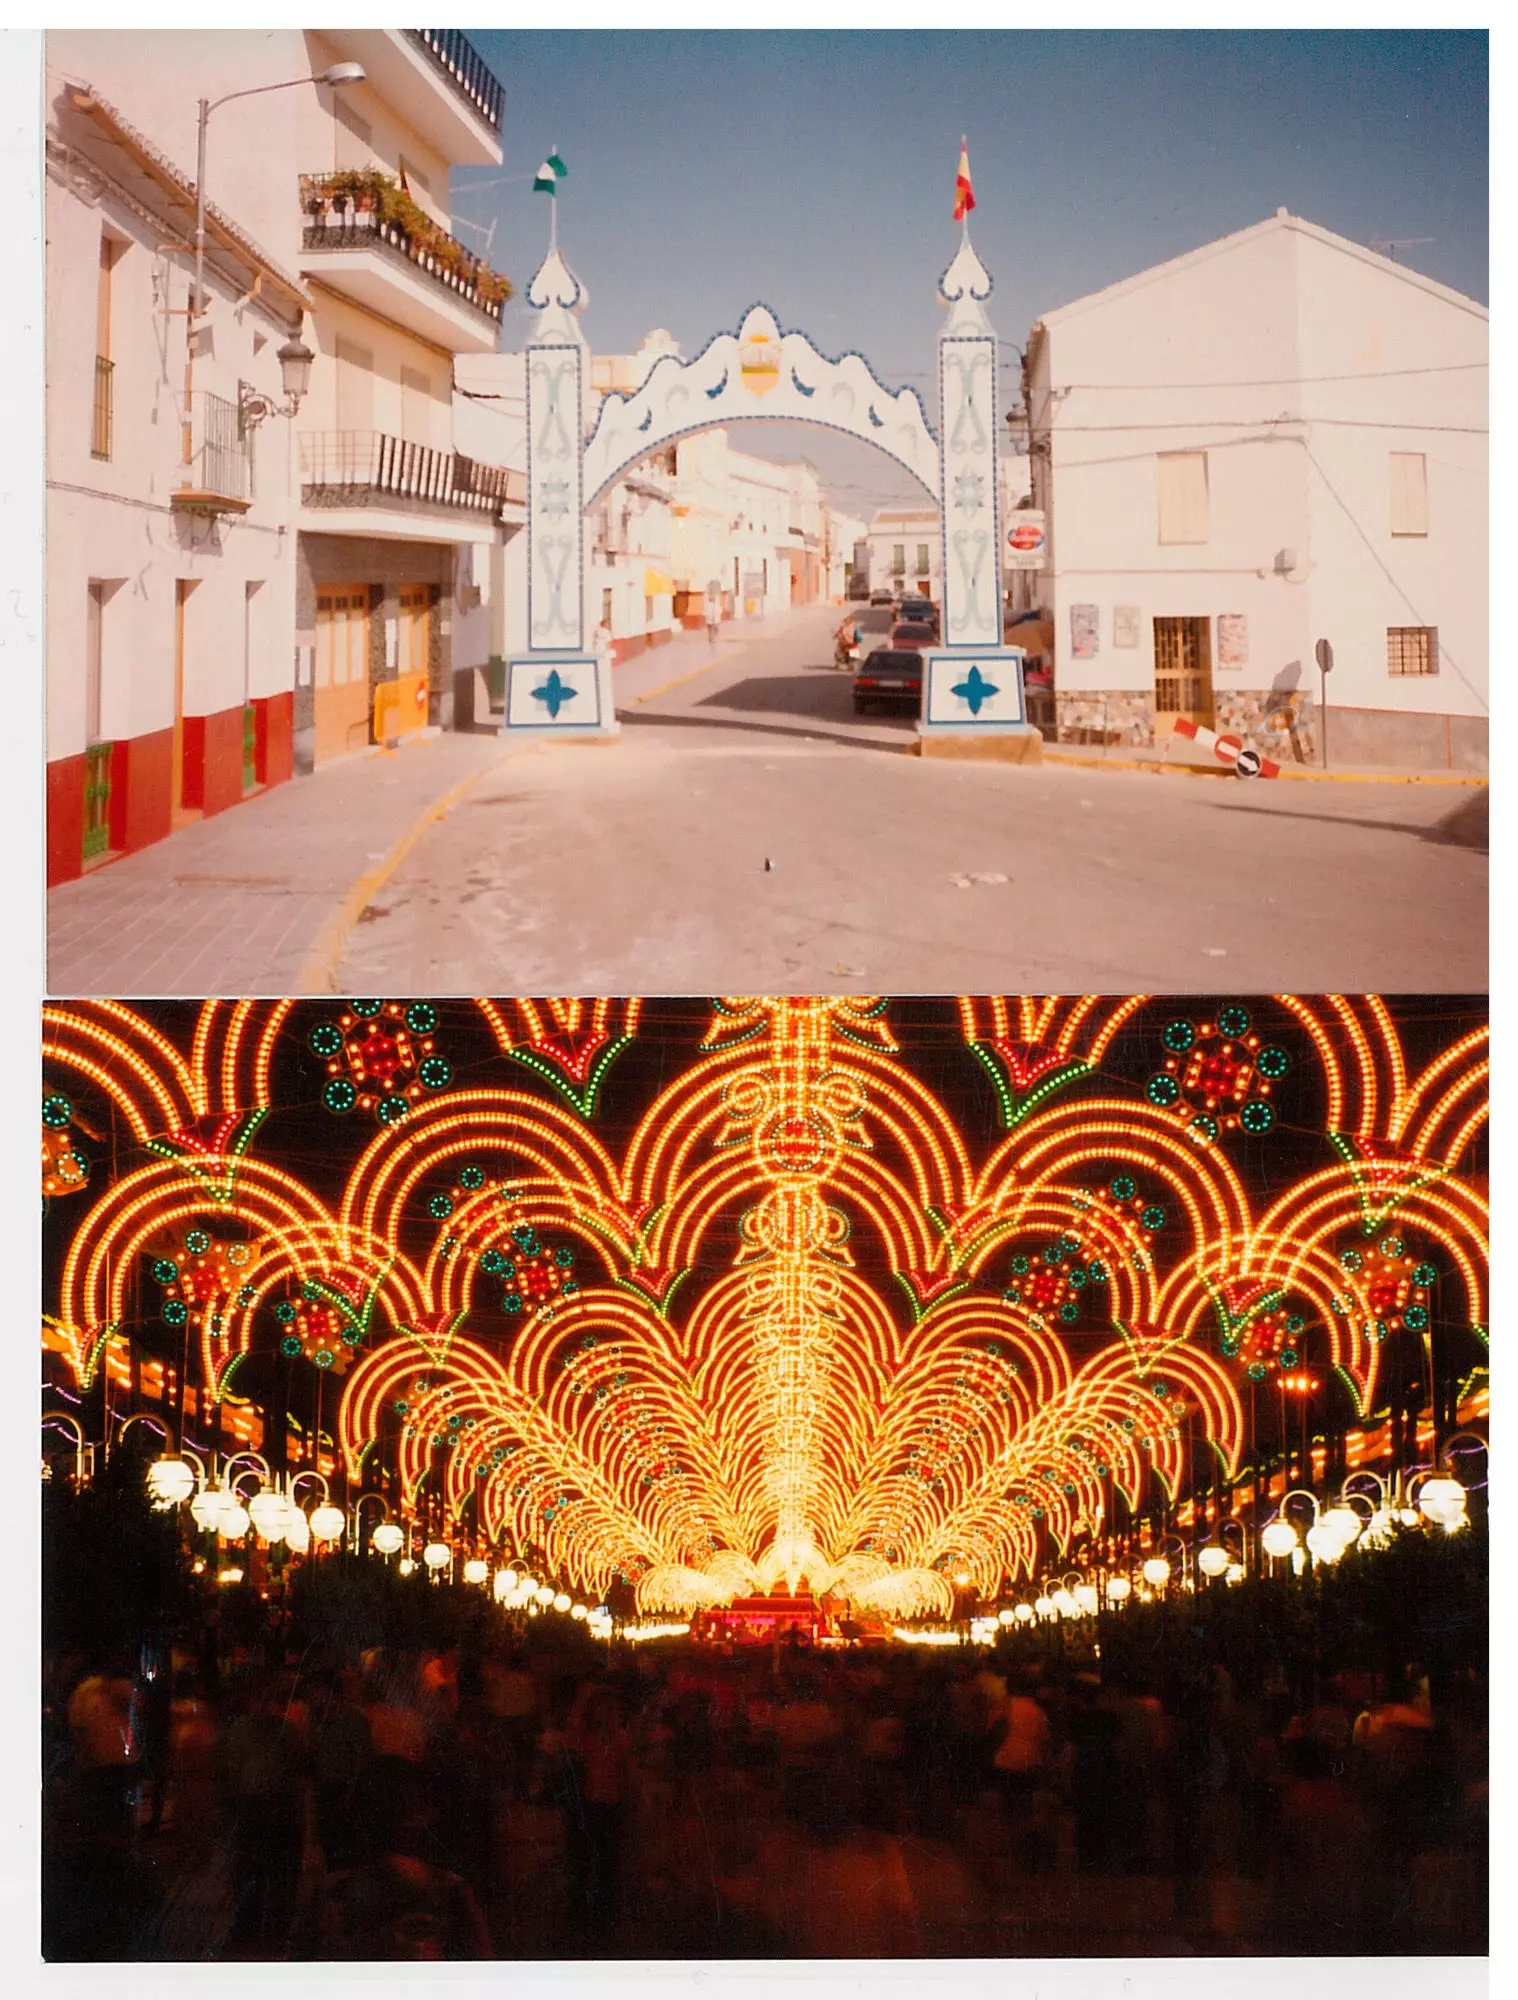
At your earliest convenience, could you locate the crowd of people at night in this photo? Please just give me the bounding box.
[43,1591,1487,1961]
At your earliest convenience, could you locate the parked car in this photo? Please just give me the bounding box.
[897,596,935,622]
[869,590,894,606]
[890,622,934,651]
[854,647,924,715]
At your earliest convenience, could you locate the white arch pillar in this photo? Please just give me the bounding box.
[919,225,1040,758]
[503,244,617,739]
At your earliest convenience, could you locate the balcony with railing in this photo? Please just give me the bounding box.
[300,430,524,518]
[173,391,252,515]
[404,29,505,134]
[299,171,510,352]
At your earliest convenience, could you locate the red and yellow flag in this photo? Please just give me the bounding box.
[954,141,975,222]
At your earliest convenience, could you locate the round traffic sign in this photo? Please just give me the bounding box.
[1213,732,1243,766]
[1234,747,1263,779]
[1007,523,1043,551]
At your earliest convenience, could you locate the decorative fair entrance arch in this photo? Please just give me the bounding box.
[583,304,940,507]
[504,215,1035,750]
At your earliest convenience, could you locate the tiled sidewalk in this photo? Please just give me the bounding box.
[47,732,509,996]
[45,607,820,998]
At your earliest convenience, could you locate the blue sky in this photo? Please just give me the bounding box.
[457,30,1488,514]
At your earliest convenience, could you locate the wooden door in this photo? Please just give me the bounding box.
[1153,615,1215,737]
[313,586,372,765]
[377,582,430,741]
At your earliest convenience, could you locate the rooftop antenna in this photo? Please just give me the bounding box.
[1370,236,1435,263]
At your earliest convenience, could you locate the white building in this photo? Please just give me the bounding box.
[826,510,868,602]
[44,29,518,886]
[450,349,528,723]
[1026,210,1488,769]
[292,29,511,763]
[44,31,313,886]
[866,507,940,603]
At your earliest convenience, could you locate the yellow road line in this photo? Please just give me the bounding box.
[299,745,514,994]
[1042,748,1486,788]
[625,632,761,707]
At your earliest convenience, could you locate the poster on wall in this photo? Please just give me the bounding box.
[1113,605,1141,649]
[1070,603,1100,659]
[1217,614,1249,670]
[1005,512,1046,569]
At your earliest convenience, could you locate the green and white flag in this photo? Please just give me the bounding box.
[533,151,567,194]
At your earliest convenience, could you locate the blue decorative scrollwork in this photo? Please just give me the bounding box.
[791,368,815,398]
[637,409,653,432]
[867,406,884,429]
[705,369,729,400]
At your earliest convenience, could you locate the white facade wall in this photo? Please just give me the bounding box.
[1030,214,1487,767]
[451,351,527,676]
[867,508,941,601]
[45,33,306,770]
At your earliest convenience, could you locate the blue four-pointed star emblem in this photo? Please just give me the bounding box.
[951,663,1000,716]
[531,668,578,720]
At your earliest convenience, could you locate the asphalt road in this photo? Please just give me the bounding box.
[335,604,1487,995]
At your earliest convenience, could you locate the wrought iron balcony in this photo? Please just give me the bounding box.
[404,29,505,135]
[299,174,509,327]
[300,430,524,515]
[173,390,252,514]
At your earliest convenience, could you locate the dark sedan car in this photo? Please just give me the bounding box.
[854,647,924,715]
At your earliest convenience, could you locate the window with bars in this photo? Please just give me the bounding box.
[916,544,930,575]
[891,543,905,575]
[1386,626,1438,677]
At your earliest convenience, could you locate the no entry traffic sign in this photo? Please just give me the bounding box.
[1173,716,1279,779]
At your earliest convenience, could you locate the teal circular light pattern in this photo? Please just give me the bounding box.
[1257,1046,1289,1079]
[1218,1005,1251,1037]
[351,999,383,1018]
[323,1078,357,1113]
[420,1058,452,1090]
[152,1258,178,1285]
[281,1335,302,1357]
[1147,1075,1180,1107]
[1141,1204,1167,1231]
[42,1094,72,1129]
[274,1301,297,1323]
[481,1249,508,1275]
[163,1300,188,1326]
[377,1095,409,1125]
[460,1166,485,1191]
[186,1228,210,1255]
[310,1023,343,1058]
[1110,1176,1136,1202]
[429,1193,454,1219]
[1414,1262,1437,1287]
[1163,1020,1195,1054]
[406,1002,438,1034]
[1240,1101,1275,1134]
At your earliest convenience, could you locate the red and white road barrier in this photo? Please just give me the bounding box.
[1172,716,1280,779]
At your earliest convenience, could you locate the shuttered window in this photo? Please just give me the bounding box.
[1156,452,1209,545]
[1390,453,1429,537]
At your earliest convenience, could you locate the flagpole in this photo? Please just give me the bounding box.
[550,138,558,253]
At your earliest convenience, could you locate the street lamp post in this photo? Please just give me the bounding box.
[184,61,363,468]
